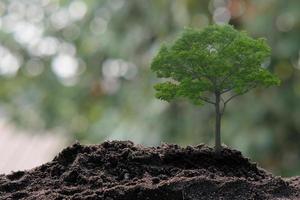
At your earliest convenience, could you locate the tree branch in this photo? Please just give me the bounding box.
[221,87,234,94]
[199,96,215,105]
[219,61,242,86]
[217,35,240,86]
[221,83,258,115]
[221,95,237,114]
[221,96,225,104]
[220,96,226,115]
[224,93,242,104]
[221,103,226,115]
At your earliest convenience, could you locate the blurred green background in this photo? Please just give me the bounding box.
[0,0,299,176]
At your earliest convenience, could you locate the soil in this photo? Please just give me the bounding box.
[0,141,299,200]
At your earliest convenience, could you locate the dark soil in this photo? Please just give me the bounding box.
[0,141,299,200]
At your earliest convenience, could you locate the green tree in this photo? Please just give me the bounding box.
[151,25,280,152]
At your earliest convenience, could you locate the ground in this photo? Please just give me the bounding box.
[0,141,299,199]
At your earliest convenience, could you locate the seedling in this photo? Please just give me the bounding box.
[151,25,280,153]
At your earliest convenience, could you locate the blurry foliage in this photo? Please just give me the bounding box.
[0,0,299,176]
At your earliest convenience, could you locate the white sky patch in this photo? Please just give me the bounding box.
[276,13,295,32]
[2,14,22,33]
[27,37,60,57]
[0,2,6,16]
[50,8,70,30]
[102,59,121,78]
[36,37,59,56]
[59,42,76,56]
[213,7,231,25]
[26,4,45,23]
[261,58,271,68]
[8,1,25,19]
[298,51,300,69]
[107,0,125,11]
[213,0,229,9]
[292,51,300,70]
[95,7,111,21]
[90,17,107,35]
[207,44,217,53]
[25,59,44,77]
[77,58,87,75]
[13,21,43,45]
[123,63,137,80]
[51,54,79,79]
[101,77,120,95]
[62,24,81,41]
[0,46,20,77]
[41,0,51,7]
[68,0,87,21]
[102,59,138,80]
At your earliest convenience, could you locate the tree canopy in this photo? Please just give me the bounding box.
[151,25,281,152]
[151,25,280,107]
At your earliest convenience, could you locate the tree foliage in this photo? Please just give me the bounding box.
[151,25,280,107]
[151,25,280,152]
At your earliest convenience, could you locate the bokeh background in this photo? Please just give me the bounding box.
[0,0,299,176]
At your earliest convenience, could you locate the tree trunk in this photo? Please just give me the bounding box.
[214,92,222,153]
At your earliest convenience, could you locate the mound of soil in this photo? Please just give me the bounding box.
[0,141,299,200]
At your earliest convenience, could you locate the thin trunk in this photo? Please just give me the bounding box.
[214,92,222,153]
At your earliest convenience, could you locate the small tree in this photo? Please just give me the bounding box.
[151,25,280,153]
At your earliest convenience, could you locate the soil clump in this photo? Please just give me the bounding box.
[0,141,299,199]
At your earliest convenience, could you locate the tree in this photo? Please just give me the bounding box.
[151,25,280,152]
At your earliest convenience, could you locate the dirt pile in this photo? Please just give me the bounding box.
[0,141,299,199]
